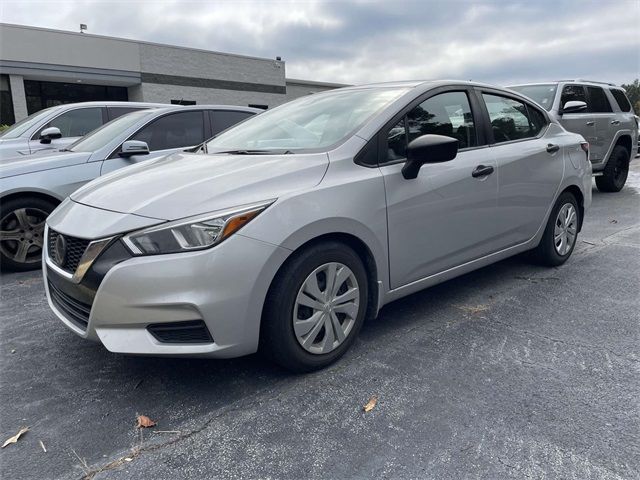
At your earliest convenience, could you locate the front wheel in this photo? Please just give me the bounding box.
[532,192,580,267]
[0,196,56,271]
[261,241,369,372]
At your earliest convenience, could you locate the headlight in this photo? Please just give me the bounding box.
[122,200,274,255]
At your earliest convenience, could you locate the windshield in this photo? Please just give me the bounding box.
[508,84,557,111]
[0,107,59,139]
[205,87,410,152]
[68,110,153,152]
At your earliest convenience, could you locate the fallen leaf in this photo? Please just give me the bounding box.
[363,395,378,412]
[136,415,156,428]
[2,427,29,448]
[456,304,490,315]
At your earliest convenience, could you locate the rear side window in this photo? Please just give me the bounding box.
[37,107,104,138]
[385,91,477,162]
[560,85,587,112]
[609,89,632,112]
[210,111,254,136]
[108,106,146,120]
[482,94,545,143]
[586,86,613,113]
[131,111,204,151]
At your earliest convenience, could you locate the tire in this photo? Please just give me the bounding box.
[0,196,57,272]
[532,192,580,267]
[261,241,369,372]
[595,145,630,192]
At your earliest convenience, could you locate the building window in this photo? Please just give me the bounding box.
[24,80,128,114]
[171,99,196,106]
[0,75,15,126]
[248,104,268,110]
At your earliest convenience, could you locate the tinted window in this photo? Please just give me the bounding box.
[210,111,254,135]
[385,91,476,162]
[586,86,612,113]
[527,105,547,137]
[40,107,103,138]
[108,106,146,120]
[609,89,632,112]
[560,85,587,112]
[508,84,557,111]
[132,111,204,151]
[483,94,543,143]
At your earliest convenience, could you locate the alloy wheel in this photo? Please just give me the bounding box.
[0,208,48,265]
[293,262,360,355]
[554,203,577,256]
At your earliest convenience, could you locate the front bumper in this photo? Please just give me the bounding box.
[44,225,290,359]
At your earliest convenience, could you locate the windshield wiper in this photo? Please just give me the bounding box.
[213,149,293,155]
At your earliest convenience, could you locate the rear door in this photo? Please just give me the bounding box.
[381,88,500,288]
[100,110,206,175]
[584,85,615,163]
[480,89,563,246]
[558,84,595,149]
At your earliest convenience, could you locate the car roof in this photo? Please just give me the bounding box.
[507,80,620,88]
[339,79,516,93]
[142,105,262,114]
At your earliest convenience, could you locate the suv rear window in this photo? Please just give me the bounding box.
[586,86,613,113]
[609,89,632,112]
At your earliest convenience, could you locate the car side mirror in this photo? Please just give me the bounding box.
[119,140,150,158]
[401,134,458,180]
[561,100,587,115]
[39,127,62,144]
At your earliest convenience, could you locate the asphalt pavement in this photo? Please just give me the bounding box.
[1,160,639,479]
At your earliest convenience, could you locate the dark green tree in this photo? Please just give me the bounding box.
[621,79,640,115]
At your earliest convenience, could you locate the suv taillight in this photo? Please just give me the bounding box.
[580,142,589,161]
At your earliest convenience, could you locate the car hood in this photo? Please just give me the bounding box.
[0,150,91,178]
[71,151,330,221]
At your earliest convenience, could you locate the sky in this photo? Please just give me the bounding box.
[1,0,639,86]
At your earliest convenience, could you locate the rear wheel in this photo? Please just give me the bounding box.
[0,197,56,271]
[595,145,629,192]
[261,241,369,372]
[532,192,579,266]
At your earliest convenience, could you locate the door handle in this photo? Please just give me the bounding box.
[586,121,595,126]
[472,165,494,178]
[546,143,560,153]
[611,120,620,125]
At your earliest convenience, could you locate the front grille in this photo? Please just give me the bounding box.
[48,230,91,274]
[147,321,213,344]
[48,280,92,330]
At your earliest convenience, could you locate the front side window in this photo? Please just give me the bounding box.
[38,107,104,138]
[560,85,587,112]
[385,91,477,162]
[609,89,632,112]
[205,87,410,153]
[586,86,613,113]
[132,111,205,151]
[483,94,543,143]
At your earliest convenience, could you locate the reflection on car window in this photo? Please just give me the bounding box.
[132,111,204,151]
[508,84,557,111]
[43,107,104,137]
[385,91,477,162]
[483,94,544,143]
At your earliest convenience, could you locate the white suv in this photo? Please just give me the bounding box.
[509,80,638,192]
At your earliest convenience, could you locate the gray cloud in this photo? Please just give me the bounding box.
[1,0,638,85]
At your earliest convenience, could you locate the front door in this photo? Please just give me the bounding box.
[557,84,597,157]
[381,90,499,289]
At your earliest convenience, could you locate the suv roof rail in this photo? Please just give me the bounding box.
[559,79,617,86]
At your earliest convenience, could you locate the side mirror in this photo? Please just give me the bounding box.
[401,134,458,180]
[561,100,587,115]
[39,127,62,144]
[119,140,150,158]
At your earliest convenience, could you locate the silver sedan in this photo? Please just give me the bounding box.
[43,81,592,371]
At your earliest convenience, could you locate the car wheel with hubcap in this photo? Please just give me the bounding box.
[595,145,629,192]
[532,191,580,266]
[0,197,57,271]
[262,241,368,372]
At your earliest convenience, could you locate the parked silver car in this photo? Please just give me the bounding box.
[43,81,591,371]
[508,80,638,192]
[0,105,259,270]
[0,101,166,159]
